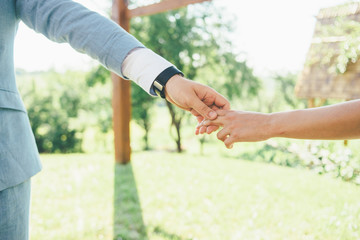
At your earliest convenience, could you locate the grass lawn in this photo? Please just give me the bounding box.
[30,152,360,240]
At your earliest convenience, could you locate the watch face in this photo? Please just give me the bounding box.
[153,80,164,91]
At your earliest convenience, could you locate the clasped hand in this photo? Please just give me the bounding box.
[164,75,230,135]
[164,75,274,149]
[196,110,273,149]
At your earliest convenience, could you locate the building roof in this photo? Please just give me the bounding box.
[317,2,360,19]
[295,2,360,100]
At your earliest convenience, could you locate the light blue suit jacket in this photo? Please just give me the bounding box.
[0,0,144,190]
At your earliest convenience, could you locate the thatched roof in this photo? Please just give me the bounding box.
[295,2,360,100]
[317,2,360,20]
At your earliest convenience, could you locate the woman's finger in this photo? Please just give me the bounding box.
[199,126,207,134]
[217,128,231,142]
[206,125,219,134]
[224,136,236,149]
[202,116,226,127]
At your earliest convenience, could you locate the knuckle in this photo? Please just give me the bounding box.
[217,132,224,140]
[228,125,235,132]
[200,104,210,112]
[231,132,239,139]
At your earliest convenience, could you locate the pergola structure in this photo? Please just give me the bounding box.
[295,2,360,107]
[111,0,210,164]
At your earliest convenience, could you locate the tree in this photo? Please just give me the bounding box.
[131,8,204,152]
[86,66,156,150]
[274,73,306,109]
[131,83,155,150]
[21,71,84,153]
[131,4,261,152]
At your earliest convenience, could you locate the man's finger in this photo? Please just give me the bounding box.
[192,106,225,125]
[215,109,228,116]
[201,116,226,127]
[199,87,230,111]
[191,98,217,120]
[214,95,231,111]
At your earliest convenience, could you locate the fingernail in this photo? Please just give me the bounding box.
[208,111,216,119]
[202,120,210,126]
[197,120,205,127]
[229,144,233,149]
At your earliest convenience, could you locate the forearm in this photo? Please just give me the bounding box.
[16,0,181,94]
[269,100,360,140]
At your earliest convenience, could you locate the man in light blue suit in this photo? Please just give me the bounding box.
[0,0,229,239]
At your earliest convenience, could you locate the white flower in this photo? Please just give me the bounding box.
[320,149,330,157]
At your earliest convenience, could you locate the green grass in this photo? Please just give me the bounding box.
[31,153,360,240]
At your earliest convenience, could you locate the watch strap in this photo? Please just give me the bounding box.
[152,66,184,98]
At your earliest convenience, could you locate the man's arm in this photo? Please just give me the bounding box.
[123,48,230,121]
[16,0,143,79]
[16,0,230,121]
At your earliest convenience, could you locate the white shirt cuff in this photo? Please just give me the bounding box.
[122,48,174,95]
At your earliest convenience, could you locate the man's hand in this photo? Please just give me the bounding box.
[164,75,230,134]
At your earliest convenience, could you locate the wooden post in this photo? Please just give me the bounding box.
[318,98,326,107]
[112,0,131,164]
[344,99,351,146]
[129,0,211,18]
[308,98,315,108]
[110,0,211,164]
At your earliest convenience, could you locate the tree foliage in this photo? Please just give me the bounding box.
[130,4,260,152]
[130,83,156,150]
[86,66,156,150]
[273,73,306,109]
[315,17,360,74]
[20,71,84,153]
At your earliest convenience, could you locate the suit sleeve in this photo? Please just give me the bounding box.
[15,0,144,78]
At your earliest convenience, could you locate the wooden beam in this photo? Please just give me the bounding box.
[130,0,211,18]
[111,0,131,164]
[112,0,130,29]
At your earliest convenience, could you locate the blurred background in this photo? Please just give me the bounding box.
[16,0,360,239]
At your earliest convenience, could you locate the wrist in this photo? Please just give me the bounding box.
[152,66,183,98]
[164,74,184,97]
[268,112,287,138]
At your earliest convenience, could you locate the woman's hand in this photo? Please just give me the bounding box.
[199,110,273,148]
[199,100,360,148]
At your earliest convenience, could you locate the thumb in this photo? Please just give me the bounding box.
[192,98,217,120]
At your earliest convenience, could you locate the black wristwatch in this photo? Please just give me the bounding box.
[152,66,184,98]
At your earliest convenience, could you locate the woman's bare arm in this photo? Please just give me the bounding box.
[200,100,360,148]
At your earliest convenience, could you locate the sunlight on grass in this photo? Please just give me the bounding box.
[31,153,360,240]
[30,154,114,240]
